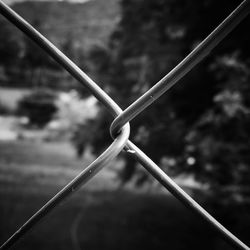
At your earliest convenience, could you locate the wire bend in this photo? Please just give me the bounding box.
[0,1,250,250]
[110,0,250,138]
[0,1,130,249]
[0,123,130,250]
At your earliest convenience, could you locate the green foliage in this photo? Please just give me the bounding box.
[17,89,57,127]
[73,0,250,202]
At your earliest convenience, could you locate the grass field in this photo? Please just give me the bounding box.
[0,139,249,250]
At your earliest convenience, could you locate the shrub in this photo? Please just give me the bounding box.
[0,101,11,115]
[17,89,57,127]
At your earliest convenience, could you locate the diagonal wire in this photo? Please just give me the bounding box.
[0,1,130,249]
[110,0,250,138]
[126,141,250,250]
[0,1,249,250]
[0,0,121,118]
[109,2,250,249]
[0,124,130,250]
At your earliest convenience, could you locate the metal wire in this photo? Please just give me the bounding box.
[0,0,249,250]
[0,124,130,250]
[127,141,250,250]
[0,1,130,249]
[110,0,250,137]
[0,0,121,118]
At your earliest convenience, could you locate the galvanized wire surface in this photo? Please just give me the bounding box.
[0,0,250,249]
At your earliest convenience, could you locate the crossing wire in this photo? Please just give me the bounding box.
[0,0,249,249]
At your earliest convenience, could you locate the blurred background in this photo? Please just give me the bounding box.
[0,0,250,249]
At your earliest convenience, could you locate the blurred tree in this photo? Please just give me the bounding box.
[17,89,57,127]
[0,17,21,84]
[185,54,250,203]
[0,21,19,66]
[21,19,62,87]
[86,44,111,86]
[60,34,90,93]
[73,0,250,201]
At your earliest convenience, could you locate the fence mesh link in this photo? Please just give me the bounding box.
[0,0,250,249]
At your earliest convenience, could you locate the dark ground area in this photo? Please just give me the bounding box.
[0,140,249,250]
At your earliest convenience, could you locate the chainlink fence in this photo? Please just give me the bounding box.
[0,0,250,249]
